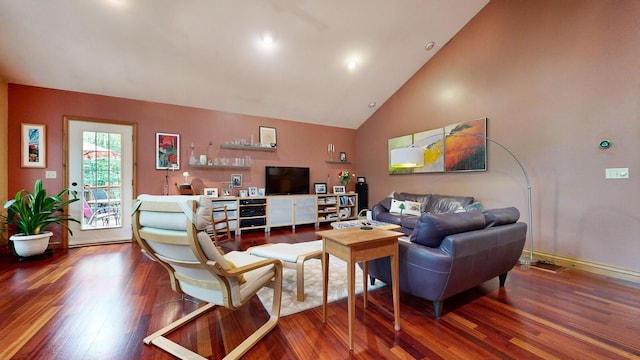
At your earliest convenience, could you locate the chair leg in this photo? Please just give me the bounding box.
[499,273,508,287]
[144,302,216,359]
[225,262,283,359]
[432,301,442,318]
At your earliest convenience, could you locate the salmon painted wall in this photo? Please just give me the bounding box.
[357,0,640,273]
[7,85,356,240]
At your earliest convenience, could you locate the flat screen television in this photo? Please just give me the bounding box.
[265,166,310,195]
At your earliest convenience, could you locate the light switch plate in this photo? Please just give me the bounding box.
[45,170,57,179]
[605,167,629,179]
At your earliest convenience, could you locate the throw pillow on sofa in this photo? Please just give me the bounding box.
[409,210,486,248]
[389,198,405,214]
[483,207,520,227]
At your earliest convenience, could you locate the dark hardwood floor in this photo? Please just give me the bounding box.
[1,225,639,359]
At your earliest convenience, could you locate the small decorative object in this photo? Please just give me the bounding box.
[357,176,366,183]
[231,174,242,187]
[340,152,347,162]
[314,183,327,194]
[333,185,346,194]
[199,154,207,165]
[182,172,190,184]
[248,187,258,196]
[239,190,248,197]
[222,189,231,197]
[189,143,197,165]
[258,188,265,196]
[21,123,47,168]
[156,132,180,169]
[327,144,335,160]
[338,170,351,186]
[204,188,218,197]
[1,179,80,257]
[259,126,277,147]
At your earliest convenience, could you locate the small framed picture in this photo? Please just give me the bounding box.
[339,152,347,162]
[248,186,258,196]
[333,185,346,194]
[258,188,265,196]
[155,132,180,170]
[231,174,242,187]
[222,189,232,197]
[259,126,277,147]
[204,188,218,197]
[21,123,47,168]
[357,176,366,183]
[314,183,327,194]
[239,189,248,197]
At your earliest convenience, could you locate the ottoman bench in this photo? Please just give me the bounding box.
[248,241,322,301]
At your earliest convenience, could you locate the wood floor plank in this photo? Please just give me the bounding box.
[1,225,639,359]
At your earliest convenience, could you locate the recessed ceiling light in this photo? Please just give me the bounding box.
[347,60,358,70]
[425,41,435,50]
[261,33,274,45]
[368,102,377,108]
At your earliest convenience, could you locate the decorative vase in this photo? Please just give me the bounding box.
[10,231,53,257]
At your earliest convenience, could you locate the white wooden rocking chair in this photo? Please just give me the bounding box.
[132,195,282,359]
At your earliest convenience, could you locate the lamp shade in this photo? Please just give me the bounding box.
[390,147,424,168]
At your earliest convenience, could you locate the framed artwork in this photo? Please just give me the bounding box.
[231,174,242,187]
[21,123,46,168]
[204,188,218,197]
[258,188,265,196]
[388,118,487,174]
[239,189,248,197]
[259,126,277,147]
[156,132,180,169]
[340,152,347,162]
[444,118,487,172]
[333,185,346,194]
[248,186,258,196]
[314,182,327,194]
[222,189,231,197]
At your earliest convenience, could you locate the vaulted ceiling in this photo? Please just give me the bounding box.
[0,0,488,129]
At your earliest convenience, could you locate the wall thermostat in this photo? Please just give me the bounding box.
[599,140,611,149]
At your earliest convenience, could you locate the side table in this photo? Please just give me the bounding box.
[316,227,403,350]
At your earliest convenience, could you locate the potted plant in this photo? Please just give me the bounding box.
[1,179,80,257]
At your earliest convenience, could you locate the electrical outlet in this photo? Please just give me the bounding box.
[605,168,629,179]
[45,170,57,179]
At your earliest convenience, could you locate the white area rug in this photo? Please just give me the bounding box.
[257,241,386,317]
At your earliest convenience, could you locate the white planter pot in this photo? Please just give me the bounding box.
[10,231,53,257]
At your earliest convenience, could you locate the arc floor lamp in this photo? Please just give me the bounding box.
[390,132,535,265]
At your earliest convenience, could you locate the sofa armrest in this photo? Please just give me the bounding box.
[371,203,387,220]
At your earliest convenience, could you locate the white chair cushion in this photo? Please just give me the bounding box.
[137,194,212,230]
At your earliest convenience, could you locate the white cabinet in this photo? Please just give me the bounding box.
[267,197,294,228]
[267,195,317,231]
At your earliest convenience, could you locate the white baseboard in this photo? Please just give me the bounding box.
[524,250,640,284]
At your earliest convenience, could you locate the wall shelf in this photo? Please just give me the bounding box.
[325,160,351,164]
[220,144,277,152]
[189,164,250,169]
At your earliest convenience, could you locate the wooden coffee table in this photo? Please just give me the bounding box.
[316,226,403,350]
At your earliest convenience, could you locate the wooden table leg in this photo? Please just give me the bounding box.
[391,251,401,331]
[348,256,356,350]
[362,261,368,308]
[322,247,329,323]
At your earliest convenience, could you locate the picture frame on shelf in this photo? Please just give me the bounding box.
[222,189,231,197]
[259,126,277,147]
[314,183,327,194]
[239,189,248,197]
[204,188,218,197]
[231,174,242,187]
[339,152,347,162]
[333,185,346,194]
[248,186,258,196]
[258,188,265,196]
[21,123,46,168]
[156,132,180,169]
